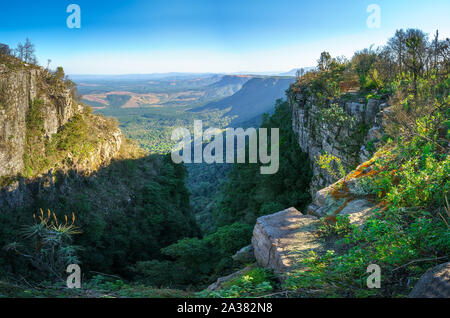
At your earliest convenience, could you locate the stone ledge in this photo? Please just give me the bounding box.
[252,208,322,276]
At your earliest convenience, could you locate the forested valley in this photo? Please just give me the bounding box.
[0,27,448,298]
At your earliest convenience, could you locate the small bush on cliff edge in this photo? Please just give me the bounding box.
[316,152,347,182]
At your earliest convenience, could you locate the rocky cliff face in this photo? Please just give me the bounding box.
[0,58,124,209]
[0,63,79,177]
[289,90,389,195]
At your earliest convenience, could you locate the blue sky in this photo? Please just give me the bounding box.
[1,0,449,74]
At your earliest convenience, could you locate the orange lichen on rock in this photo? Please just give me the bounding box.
[330,182,350,200]
[345,157,379,181]
[330,158,378,200]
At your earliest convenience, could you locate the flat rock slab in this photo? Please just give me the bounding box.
[252,208,322,276]
[340,199,377,226]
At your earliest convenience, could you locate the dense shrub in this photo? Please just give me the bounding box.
[133,222,253,287]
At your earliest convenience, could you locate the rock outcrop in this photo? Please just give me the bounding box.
[0,58,124,209]
[289,90,390,195]
[249,155,388,279]
[250,195,381,280]
[0,63,78,177]
[409,262,450,298]
[232,245,255,264]
[306,157,381,224]
[0,120,123,209]
[252,208,322,276]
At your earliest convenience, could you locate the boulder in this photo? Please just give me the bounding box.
[409,262,450,298]
[306,203,321,217]
[340,199,377,226]
[232,245,255,264]
[252,208,322,276]
[314,186,332,207]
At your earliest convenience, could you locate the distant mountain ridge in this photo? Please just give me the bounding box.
[192,77,296,124]
[70,73,221,82]
[201,75,253,101]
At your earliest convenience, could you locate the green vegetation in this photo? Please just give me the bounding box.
[316,215,353,239]
[319,103,356,128]
[23,98,46,177]
[0,277,193,298]
[316,152,347,181]
[105,106,231,154]
[4,209,81,281]
[1,28,448,298]
[186,163,231,233]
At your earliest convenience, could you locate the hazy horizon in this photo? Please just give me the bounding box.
[67,69,310,78]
